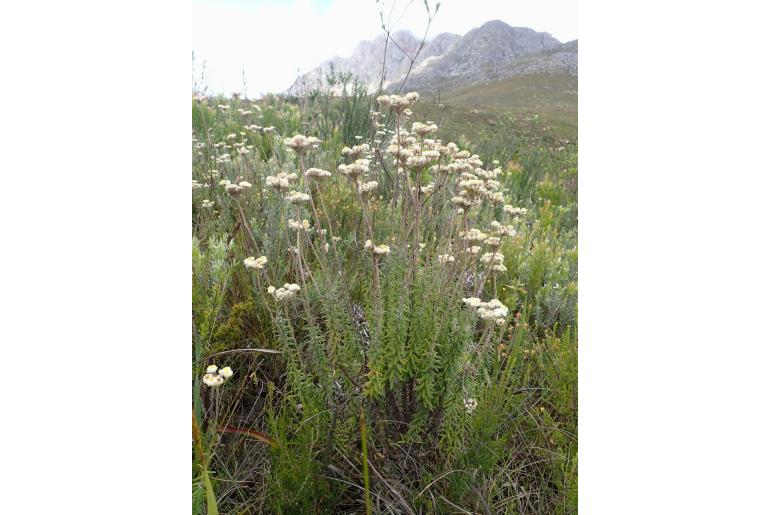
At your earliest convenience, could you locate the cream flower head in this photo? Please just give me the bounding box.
[341,144,370,160]
[283,134,321,154]
[376,92,419,113]
[462,297,483,308]
[373,244,391,256]
[266,172,297,191]
[338,159,369,181]
[288,219,311,231]
[243,256,268,269]
[359,181,378,194]
[202,373,219,387]
[268,283,301,301]
[305,168,332,180]
[364,239,391,256]
[504,205,528,216]
[224,183,244,196]
[470,298,509,324]
[284,191,311,205]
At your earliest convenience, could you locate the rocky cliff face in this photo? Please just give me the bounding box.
[286,20,577,95]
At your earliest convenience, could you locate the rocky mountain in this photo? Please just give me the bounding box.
[286,20,577,95]
[286,30,461,95]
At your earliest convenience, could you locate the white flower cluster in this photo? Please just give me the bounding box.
[338,159,369,181]
[453,169,499,211]
[266,172,297,191]
[465,166,507,206]
[305,168,332,180]
[452,196,473,211]
[437,253,455,263]
[457,177,486,194]
[405,153,432,168]
[219,178,252,196]
[376,92,419,113]
[463,397,478,414]
[461,228,488,243]
[192,179,205,190]
[462,297,509,325]
[411,121,437,137]
[341,144,370,159]
[489,221,517,238]
[284,191,311,205]
[225,184,243,196]
[504,205,528,217]
[243,255,268,269]
[359,181,378,194]
[202,364,234,387]
[475,167,502,180]
[386,131,415,158]
[414,183,435,196]
[371,110,384,130]
[267,283,301,301]
[488,191,505,205]
[477,299,509,324]
[201,200,215,209]
[364,239,391,256]
[288,219,310,231]
[443,151,481,175]
[480,252,507,273]
[283,134,321,154]
[383,129,448,170]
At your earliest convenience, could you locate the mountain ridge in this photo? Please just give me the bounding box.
[286,20,577,95]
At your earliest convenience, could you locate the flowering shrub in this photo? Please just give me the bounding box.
[192,90,577,513]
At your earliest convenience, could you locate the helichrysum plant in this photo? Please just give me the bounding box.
[192,90,577,514]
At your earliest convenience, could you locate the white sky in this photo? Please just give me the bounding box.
[192,0,578,97]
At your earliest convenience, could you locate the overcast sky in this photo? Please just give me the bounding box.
[192,0,578,97]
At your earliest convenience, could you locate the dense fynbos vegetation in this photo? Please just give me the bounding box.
[192,88,577,513]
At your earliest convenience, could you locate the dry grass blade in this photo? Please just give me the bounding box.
[217,425,278,447]
[366,457,416,515]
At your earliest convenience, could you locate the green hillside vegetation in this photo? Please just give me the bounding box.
[425,73,577,138]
